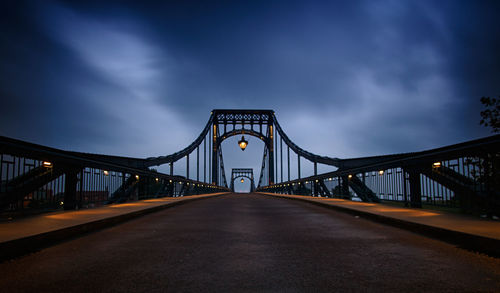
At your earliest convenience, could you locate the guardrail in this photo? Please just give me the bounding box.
[258,134,500,216]
[0,136,229,216]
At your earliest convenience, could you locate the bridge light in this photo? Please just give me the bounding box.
[135,175,139,180]
[379,170,384,176]
[238,136,248,151]
[103,170,109,176]
[433,162,441,168]
[241,178,244,183]
[155,178,159,182]
[42,161,52,168]
[348,174,352,179]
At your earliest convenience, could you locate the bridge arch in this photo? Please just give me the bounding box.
[217,129,270,149]
[230,168,255,192]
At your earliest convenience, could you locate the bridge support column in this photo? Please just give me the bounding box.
[341,175,350,199]
[268,124,275,185]
[64,168,80,210]
[407,169,422,208]
[212,123,218,185]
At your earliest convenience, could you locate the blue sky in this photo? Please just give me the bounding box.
[1,0,499,191]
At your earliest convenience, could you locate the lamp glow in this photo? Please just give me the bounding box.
[42,161,52,168]
[240,178,244,183]
[433,162,442,168]
[238,136,248,151]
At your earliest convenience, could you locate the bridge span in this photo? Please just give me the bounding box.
[0,193,499,292]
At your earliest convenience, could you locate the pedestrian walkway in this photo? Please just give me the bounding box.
[258,192,500,256]
[0,193,228,261]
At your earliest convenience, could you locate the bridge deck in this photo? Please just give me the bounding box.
[0,193,499,292]
[0,193,227,260]
[1,192,500,259]
[259,193,500,241]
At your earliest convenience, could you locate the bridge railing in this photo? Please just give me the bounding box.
[257,134,500,216]
[0,136,229,217]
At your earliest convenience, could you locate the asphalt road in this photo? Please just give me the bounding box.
[1,193,499,292]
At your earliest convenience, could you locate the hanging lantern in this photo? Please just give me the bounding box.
[238,136,248,151]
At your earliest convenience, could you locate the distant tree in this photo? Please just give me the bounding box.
[479,96,500,133]
[474,97,500,216]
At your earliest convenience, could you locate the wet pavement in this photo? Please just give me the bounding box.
[1,193,499,292]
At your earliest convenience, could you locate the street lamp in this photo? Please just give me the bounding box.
[238,136,248,151]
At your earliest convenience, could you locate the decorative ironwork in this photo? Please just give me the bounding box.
[1,108,499,217]
[230,168,255,192]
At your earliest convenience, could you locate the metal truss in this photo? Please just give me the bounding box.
[2,108,499,216]
[230,168,255,192]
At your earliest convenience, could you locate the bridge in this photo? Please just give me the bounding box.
[1,109,500,291]
[230,168,255,192]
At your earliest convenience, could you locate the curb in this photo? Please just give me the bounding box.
[0,193,228,262]
[258,192,500,257]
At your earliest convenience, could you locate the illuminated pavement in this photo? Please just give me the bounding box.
[0,193,499,292]
[259,193,500,241]
[0,193,227,260]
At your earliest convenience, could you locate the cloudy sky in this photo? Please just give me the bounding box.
[1,0,499,190]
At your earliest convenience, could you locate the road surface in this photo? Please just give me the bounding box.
[1,193,499,292]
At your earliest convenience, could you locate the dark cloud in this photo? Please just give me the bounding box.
[1,0,500,190]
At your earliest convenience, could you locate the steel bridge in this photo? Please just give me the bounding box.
[230,168,255,192]
[1,109,499,216]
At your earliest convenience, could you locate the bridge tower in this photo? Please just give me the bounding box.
[210,110,274,186]
[230,168,255,192]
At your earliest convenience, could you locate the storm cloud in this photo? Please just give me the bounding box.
[1,0,499,190]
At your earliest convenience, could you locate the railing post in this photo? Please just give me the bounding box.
[407,169,422,208]
[64,167,80,210]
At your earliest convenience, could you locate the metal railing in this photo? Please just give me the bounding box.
[258,134,500,216]
[0,136,229,217]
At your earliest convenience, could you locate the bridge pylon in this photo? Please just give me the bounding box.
[230,168,255,192]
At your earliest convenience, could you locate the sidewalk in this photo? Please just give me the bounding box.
[0,193,228,261]
[259,192,500,256]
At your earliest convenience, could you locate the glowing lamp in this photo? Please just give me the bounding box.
[135,175,139,180]
[348,174,353,179]
[103,170,109,176]
[379,170,384,176]
[240,178,244,183]
[238,136,248,151]
[42,161,52,168]
[433,162,441,168]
